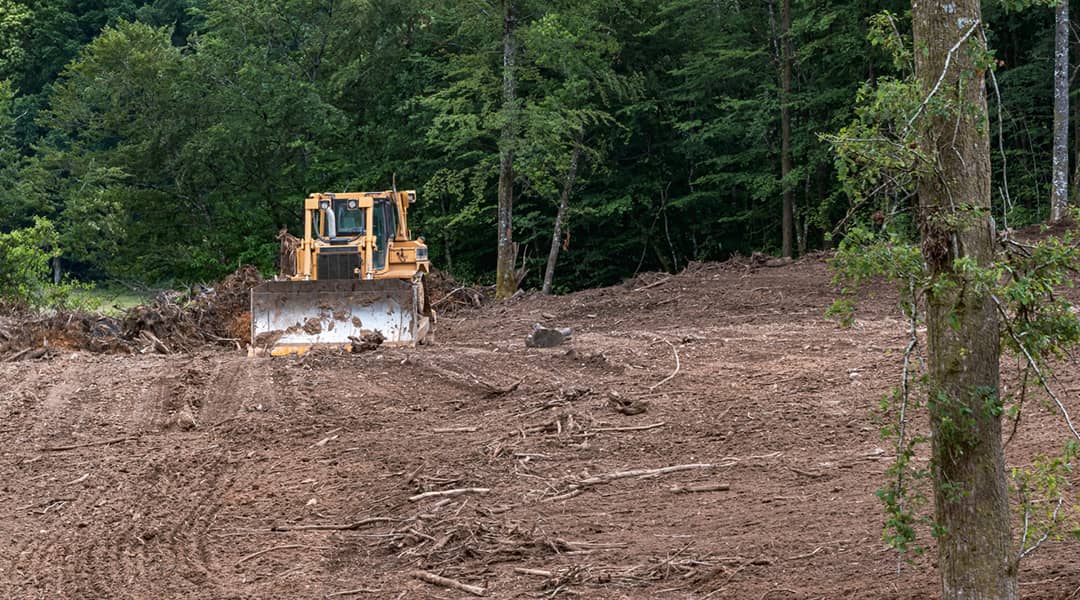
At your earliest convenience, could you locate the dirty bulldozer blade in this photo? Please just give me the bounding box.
[250,279,430,356]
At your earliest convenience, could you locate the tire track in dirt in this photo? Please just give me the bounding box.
[125,354,271,597]
[3,354,281,599]
[3,357,116,598]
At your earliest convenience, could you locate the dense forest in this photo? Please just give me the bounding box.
[0,0,1068,293]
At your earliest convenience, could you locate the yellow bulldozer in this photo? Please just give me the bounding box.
[250,189,433,355]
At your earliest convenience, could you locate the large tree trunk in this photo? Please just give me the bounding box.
[542,140,582,295]
[780,0,794,257]
[1072,2,1080,202]
[495,0,518,300]
[912,2,1017,598]
[1052,0,1069,222]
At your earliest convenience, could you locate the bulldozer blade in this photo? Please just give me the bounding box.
[250,279,429,356]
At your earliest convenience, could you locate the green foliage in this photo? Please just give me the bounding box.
[0,217,91,309]
[1013,441,1080,557]
[997,222,1080,361]
[0,0,32,79]
[827,226,922,325]
[876,384,932,556]
[0,0,1070,294]
[830,8,1080,569]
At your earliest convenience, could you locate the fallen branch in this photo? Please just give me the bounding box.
[789,467,824,478]
[591,422,666,433]
[577,463,717,486]
[514,567,554,577]
[140,330,172,354]
[325,589,384,597]
[786,547,823,560]
[65,473,90,486]
[411,570,486,597]
[545,489,583,502]
[633,277,672,292]
[271,517,396,532]
[432,426,478,433]
[41,436,138,452]
[408,487,491,502]
[669,483,730,494]
[234,544,307,566]
[649,338,681,391]
[546,463,719,502]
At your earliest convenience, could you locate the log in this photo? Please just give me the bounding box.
[411,570,486,597]
[514,567,554,577]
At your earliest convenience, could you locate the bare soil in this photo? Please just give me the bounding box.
[2,256,1079,599]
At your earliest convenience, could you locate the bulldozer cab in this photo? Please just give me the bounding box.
[333,204,365,235]
[371,196,398,271]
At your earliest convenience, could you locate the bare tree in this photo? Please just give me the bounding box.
[1052,0,1069,222]
[495,0,519,300]
[912,1,1017,598]
[780,0,795,257]
[542,140,582,295]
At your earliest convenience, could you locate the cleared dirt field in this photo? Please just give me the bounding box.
[1,257,1078,599]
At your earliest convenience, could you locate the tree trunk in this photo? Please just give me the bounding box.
[1052,0,1069,222]
[912,2,1017,599]
[542,140,582,295]
[1072,1,1080,202]
[495,0,518,300]
[52,256,61,285]
[780,0,794,258]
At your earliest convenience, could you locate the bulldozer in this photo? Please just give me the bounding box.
[250,189,433,356]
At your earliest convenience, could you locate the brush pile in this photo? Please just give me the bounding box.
[0,265,263,359]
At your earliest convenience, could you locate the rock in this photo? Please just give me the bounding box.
[607,390,648,415]
[176,409,197,430]
[525,323,572,348]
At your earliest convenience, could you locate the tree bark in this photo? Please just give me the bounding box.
[542,140,582,295]
[912,2,1017,598]
[1072,1,1080,202]
[780,0,794,258]
[1052,0,1069,222]
[495,0,518,300]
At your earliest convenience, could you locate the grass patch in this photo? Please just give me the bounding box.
[71,287,150,316]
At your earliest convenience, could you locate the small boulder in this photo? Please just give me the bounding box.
[607,390,648,415]
[525,323,572,348]
[176,408,198,430]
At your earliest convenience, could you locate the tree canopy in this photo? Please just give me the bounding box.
[0,0,1070,291]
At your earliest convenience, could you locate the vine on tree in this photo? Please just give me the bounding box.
[828,10,1080,568]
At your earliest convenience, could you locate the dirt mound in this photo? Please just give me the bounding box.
[0,265,263,359]
[0,310,127,358]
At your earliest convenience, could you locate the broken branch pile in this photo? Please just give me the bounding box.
[0,265,263,359]
[427,269,490,315]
